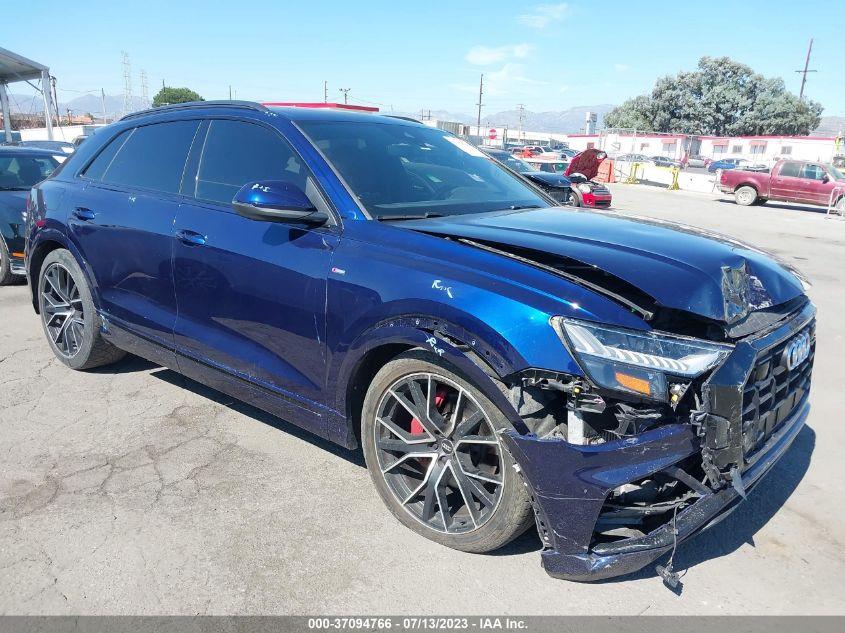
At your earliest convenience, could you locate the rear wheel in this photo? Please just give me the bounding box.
[361,351,533,553]
[735,186,757,206]
[37,249,125,370]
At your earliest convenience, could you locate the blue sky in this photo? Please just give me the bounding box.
[6,0,845,116]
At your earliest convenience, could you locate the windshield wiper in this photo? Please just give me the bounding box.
[377,212,444,221]
[505,204,543,211]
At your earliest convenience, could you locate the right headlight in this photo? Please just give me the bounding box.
[551,317,732,401]
[576,183,592,193]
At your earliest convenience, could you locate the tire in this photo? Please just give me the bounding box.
[37,248,125,370]
[735,185,757,206]
[361,350,534,553]
[568,191,581,207]
[836,198,845,215]
[754,199,768,206]
[0,238,18,286]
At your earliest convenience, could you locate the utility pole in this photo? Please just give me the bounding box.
[324,81,328,103]
[338,88,350,104]
[229,85,232,100]
[795,38,817,100]
[517,103,525,143]
[476,74,483,144]
[121,51,132,116]
[140,69,149,108]
[100,88,107,123]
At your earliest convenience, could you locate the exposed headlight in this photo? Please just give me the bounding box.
[576,183,592,193]
[551,317,732,401]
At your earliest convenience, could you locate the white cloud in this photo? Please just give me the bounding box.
[465,43,533,66]
[518,3,570,29]
[451,63,548,98]
[614,63,630,72]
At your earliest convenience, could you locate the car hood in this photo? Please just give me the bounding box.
[400,207,805,325]
[523,172,571,188]
[564,148,606,180]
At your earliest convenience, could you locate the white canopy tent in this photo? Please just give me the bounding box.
[0,47,54,143]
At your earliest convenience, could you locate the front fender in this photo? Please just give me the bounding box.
[331,317,530,433]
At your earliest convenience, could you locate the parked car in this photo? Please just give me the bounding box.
[20,140,76,155]
[707,157,767,173]
[686,155,710,168]
[0,147,60,284]
[564,148,612,208]
[483,148,572,204]
[651,155,681,168]
[719,158,845,210]
[615,153,650,163]
[27,101,815,582]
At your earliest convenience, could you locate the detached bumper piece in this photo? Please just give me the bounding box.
[502,306,815,581]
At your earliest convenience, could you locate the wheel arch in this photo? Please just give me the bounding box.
[28,231,94,314]
[338,316,530,449]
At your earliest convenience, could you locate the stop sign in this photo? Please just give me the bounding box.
[488,128,497,140]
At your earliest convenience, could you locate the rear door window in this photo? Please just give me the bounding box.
[193,119,309,205]
[100,121,200,193]
[82,129,132,181]
[778,162,801,178]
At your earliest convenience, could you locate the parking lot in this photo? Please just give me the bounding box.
[1,184,843,615]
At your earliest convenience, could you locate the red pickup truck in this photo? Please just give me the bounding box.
[718,159,845,211]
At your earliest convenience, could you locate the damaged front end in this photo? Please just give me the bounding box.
[500,301,815,581]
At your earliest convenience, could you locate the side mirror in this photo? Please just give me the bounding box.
[232,180,329,225]
[822,174,830,183]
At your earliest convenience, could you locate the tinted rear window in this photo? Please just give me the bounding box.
[779,162,801,178]
[83,129,131,181]
[101,121,200,193]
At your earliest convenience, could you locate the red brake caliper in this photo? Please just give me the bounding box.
[410,389,447,435]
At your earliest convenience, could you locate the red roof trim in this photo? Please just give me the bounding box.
[262,102,379,112]
[710,139,729,146]
[697,134,835,141]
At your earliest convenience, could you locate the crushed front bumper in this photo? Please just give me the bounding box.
[502,396,808,581]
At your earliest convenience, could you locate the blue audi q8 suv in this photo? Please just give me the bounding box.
[25,102,815,581]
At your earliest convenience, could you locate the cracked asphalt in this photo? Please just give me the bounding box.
[1,185,844,615]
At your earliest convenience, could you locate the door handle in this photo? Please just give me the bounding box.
[73,207,96,221]
[176,229,207,246]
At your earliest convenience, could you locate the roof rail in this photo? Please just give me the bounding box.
[385,115,422,123]
[119,100,269,121]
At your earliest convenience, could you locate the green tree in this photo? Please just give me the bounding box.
[152,87,203,107]
[604,57,822,136]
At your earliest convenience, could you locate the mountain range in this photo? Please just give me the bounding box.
[8,92,844,137]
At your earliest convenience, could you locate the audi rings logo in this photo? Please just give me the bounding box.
[783,331,811,371]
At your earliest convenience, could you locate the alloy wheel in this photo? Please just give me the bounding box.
[373,372,504,534]
[41,263,85,358]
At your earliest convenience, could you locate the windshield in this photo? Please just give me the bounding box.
[826,164,845,180]
[0,154,58,190]
[298,121,548,219]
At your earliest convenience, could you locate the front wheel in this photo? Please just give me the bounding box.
[735,185,757,206]
[568,191,581,207]
[37,248,126,370]
[361,351,533,553]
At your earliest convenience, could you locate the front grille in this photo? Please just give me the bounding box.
[741,321,815,458]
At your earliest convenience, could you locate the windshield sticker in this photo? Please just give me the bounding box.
[444,136,485,157]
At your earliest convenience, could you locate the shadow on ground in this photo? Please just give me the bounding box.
[107,354,816,574]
